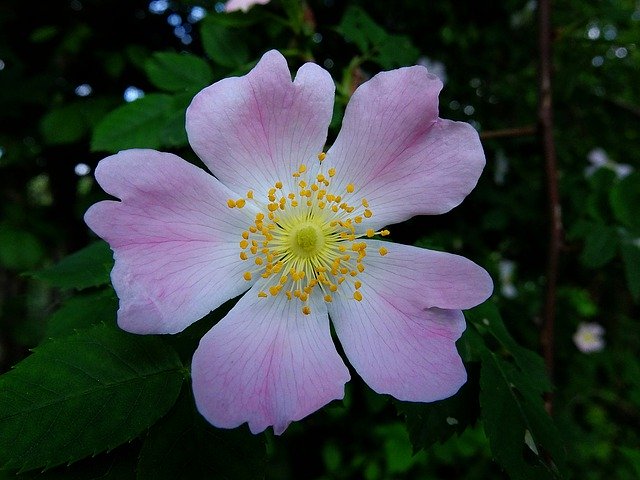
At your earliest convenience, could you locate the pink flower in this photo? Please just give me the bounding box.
[225,0,270,13]
[85,50,492,434]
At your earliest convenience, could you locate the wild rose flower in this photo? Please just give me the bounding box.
[85,50,492,434]
[573,322,605,353]
[225,0,270,13]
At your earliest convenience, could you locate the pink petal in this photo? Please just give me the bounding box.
[329,241,492,402]
[84,149,254,334]
[363,240,493,310]
[326,66,485,228]
[186,50,334,196]
[225,0,270,12]
[192,284,350,434]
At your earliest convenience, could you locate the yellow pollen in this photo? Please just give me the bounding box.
[318,152,326,161]
[230,162,390,309]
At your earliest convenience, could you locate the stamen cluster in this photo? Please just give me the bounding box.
[227,153,389,315]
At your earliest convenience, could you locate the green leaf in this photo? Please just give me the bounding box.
[395,375,479,451]
[91,94,174,152]
[0,224,45,271]
[580,223,618,268]
[480,351,565,480]
[144,52,213,92]
[620,240,640,301]
[610,171,640,231]
[137,390,265,480]
[31,241,113,290]
[45,289,118,338]
[40,98,116,145]
[200,21,249,68]
[467,304,565,479]
[0,323,184,472]
[337,6,419,68]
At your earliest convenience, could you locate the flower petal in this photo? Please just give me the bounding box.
[84,149,254,334]
[186,50,335,196]
[363,240,493,310]
[326,66,485,228]
[225,0,270,12]
[329,241,491,402]
[192,284,350,434]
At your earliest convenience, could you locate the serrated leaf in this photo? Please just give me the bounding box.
[31,241,113,290]
[467,303,551,392]
[137,390,265,480]
[480,351,565,480]
[395,372,479,451]
[91,94,174,152]
[200,21,249,68]
[0,323,183,472]
[45,289,118,338]
[144,52,213,92]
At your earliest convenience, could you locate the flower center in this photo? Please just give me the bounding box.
[227,153,390,315]
[293,224,322,257]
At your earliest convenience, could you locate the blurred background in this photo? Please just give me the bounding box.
[0,0,639,478]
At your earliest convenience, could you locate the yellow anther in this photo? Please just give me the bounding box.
[239,252,248,261]
[299,164,307,173]
[324,294,332,302]
[236,198,246,208]
[269,285,281,296]
[381,229,390,236]
[227,199,236,208]
[331,205,339,212]
[311,184,319,192]
[247,190,254,199]
[362,198,369,208]
[353,291,363,301]
[329,284,338,292]
[250,246,258,254]
[242,231,249,239]
[317,174,325,183]
[291,200,299,207]
[357,263,365,273]
[255,257,264,266]
[354,280,362,289]
[354,216,363,224]
[379,247,388,256]
[300,292,309,302]
[268,203,278,212]
[286,291,292,300]
[243,272,252,281]
[288,192,296,199]
[256,213,265,221]
[239,239,249,249]
[275,181,283,189]
[299,180,307,188]
[364,209,373,218]
[280,275,288,284]
[346,183,355,193]
[302,305,311,315]
[318,152,326,161]
[366,229,375,238]
[328,168,336,177]
[258,291,267,298]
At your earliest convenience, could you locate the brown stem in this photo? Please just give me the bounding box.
[538,0,562,414]
[480,125,537,140]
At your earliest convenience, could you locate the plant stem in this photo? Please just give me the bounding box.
[538,0,562,414]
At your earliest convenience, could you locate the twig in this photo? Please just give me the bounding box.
[480,125,537,140]
[538,0,562,415]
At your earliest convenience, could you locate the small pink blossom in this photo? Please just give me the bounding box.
[573,322,605,353]
[85,50,492,434]
[225,0,270,13]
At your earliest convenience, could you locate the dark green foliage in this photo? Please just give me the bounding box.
[0,323,184,472]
